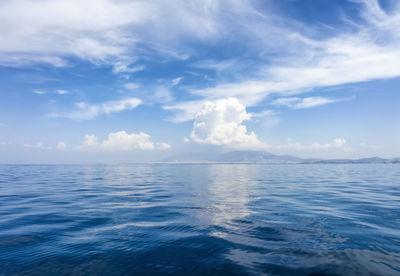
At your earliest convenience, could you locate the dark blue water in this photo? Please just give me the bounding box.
[0,164,399,275]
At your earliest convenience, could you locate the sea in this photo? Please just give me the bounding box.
[0,164,399,275]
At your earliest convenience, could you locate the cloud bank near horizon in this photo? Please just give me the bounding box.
[79,131,171,151]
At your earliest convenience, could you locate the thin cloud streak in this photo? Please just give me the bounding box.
[48,98,141,120]
[272,96,344,109]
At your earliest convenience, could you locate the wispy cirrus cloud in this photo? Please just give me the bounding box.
[189,36,400,106]
[0,0,147,70]
[0,0,257,73]
[3,0,397,94]
[48,97,141,120]
[167,0,400,118]
[163,100,207,123]
[34,89,70,95]
[170,77,183,87]
[272,96,343,109]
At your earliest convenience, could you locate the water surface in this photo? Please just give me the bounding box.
[0,164,399,275]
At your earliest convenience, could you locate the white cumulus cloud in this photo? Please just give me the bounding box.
[102,131,156,150]
[190,97,264,148]
[79,130,170,151]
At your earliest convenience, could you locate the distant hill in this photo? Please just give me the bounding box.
[161,150,400,164]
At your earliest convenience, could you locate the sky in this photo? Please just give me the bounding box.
[0,0,399,163]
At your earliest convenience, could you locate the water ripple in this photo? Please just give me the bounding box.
[0,164,399,275]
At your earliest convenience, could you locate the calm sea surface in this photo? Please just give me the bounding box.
[0,164,399,275]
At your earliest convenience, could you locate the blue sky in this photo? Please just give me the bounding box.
[0,0,399,163]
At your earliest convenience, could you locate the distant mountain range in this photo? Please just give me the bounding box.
[162,150,400,164]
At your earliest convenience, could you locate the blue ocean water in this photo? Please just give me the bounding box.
[0,164,399,275]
